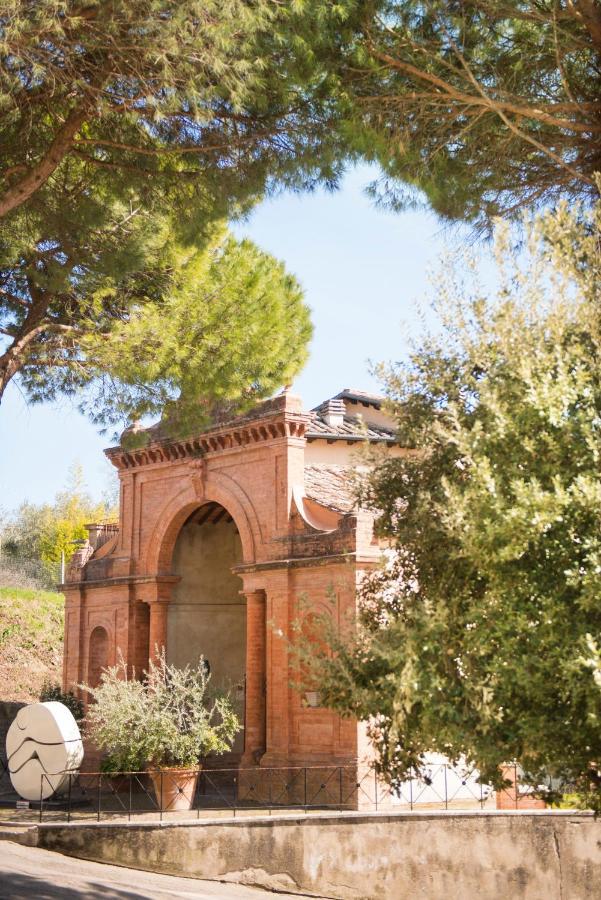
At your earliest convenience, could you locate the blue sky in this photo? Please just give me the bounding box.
[0,165,494,510]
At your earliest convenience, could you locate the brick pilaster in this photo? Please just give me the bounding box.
[146,600,169,665]
[241,589,266,765]
[262,574,290,766]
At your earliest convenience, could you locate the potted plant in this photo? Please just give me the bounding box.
[83,651,241,811]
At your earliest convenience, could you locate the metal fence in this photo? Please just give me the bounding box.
[24,762,565,823]
[0,550,61,590]
[0,760,577,823]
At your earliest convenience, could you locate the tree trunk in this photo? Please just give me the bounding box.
[0,289,52,402]
[0,354,21,403]
[0,105,91,219]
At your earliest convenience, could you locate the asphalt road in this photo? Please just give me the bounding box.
[0,841,308,900]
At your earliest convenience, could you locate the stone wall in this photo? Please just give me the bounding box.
[0,700,24,766]
[33,810,601,900]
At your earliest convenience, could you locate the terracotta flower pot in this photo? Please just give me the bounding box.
[149,767,200,812]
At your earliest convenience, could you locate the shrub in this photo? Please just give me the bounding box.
[82,650,241,771]
[39,682,85,723]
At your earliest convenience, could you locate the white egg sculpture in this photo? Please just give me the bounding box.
[6,701,84,801]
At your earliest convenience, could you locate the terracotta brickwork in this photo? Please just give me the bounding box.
[495,765,547,810]
[63,390,399,774]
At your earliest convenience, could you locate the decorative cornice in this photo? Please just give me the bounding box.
[232,552,357,574]
[60,573,181,591]
[106,412,309,470]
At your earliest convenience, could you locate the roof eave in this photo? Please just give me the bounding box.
[305,434,396,444]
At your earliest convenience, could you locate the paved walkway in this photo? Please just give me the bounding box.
[0,841,311,900]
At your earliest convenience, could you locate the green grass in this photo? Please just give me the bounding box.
[0,586,63,646]
[0,586,63,603]
[0,584,64,700]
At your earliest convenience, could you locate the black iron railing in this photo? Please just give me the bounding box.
[30,762,550,823]
[0,759,571,822]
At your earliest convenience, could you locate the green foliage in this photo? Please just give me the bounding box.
[2,464,114,568]
[39,681,84,722]
[0,0,360,413]
[0,585,63,646]
[59,229,312,433]
[99,754,130,776]
[2,208,313,432]
[0,585,64,701]
[0,0,357,217]
[307,203,601,806]
[83,651,241,771]
[344,2,601,229]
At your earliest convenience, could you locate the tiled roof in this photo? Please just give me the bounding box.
[121,388,395,449]
[305,411,396,442]
[333,388,386,409]
[304,465,357,513]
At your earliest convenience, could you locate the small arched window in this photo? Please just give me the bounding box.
[88,626,109,689]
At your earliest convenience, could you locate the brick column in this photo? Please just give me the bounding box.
[62,587,84,695]
[496,764,546,810]
[261,577,290,767]
[147,600,169,666]
[241,590,266,765]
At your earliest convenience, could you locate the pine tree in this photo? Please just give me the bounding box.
[0,1,356,218]
[7,224,312,433]
[0,1,356,409]
[343,1,601,229]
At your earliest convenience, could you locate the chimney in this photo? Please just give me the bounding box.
[321,398,345,428]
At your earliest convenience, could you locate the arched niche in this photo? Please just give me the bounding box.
[88,626,109,689]
[166,502,246,757]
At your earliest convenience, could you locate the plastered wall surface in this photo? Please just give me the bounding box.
[167,517,246,752]
[34,810,601,900]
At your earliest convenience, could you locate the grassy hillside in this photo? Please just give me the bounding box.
[0,585,64,702]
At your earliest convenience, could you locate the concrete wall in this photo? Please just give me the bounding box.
[167,516,245,752]
[33,810,601,900]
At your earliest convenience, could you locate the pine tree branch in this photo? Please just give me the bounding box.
[0,102,93,218]
[428,10,597,189]
[2,164,29,179]
[73,138,211,157]
[566,0,601,54]
[0,288,30,308]
[71,149,155,176]
[369,45,601,137]
[72,128,283,156]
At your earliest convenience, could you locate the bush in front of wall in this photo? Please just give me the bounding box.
[81,650,241,773]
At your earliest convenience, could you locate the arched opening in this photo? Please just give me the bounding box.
[166,502,246,758]
[88,626,109,689]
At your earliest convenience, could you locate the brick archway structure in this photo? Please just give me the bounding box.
[148,475,257,575]
[63,390,401,771]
